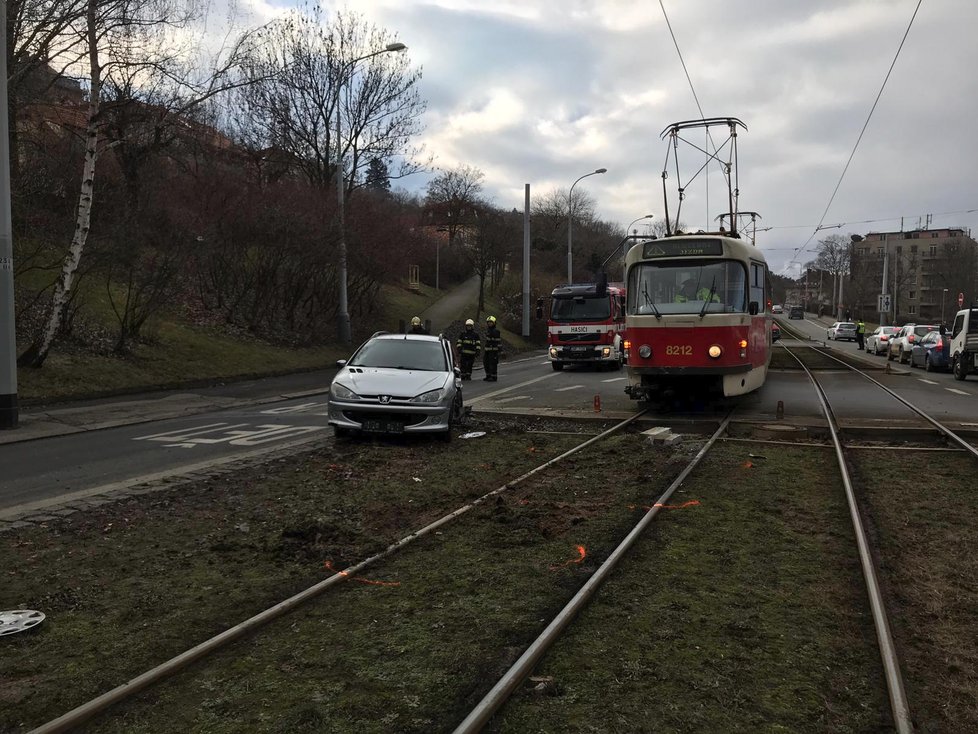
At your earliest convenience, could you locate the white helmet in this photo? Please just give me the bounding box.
[465,319,474,327]
[411,316,421,326]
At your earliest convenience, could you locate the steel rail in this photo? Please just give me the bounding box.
[810,344,978,461]
[30,411,648,734]
[453,413,733,734]
[782,345,913,733]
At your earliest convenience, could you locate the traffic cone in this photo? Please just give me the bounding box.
[593,395,601,412]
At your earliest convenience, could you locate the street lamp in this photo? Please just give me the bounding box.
[567,167,607,283]
[626,214,654,235]
[942,287,949,325]
[335,42,408,344]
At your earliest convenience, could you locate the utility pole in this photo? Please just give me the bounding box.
[522,184,530,337]
[0,8,18,429]
[880,251,889,326]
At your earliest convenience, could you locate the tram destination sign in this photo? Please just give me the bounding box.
[642,239,724,258]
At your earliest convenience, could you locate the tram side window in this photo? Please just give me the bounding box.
[750,262,766,310]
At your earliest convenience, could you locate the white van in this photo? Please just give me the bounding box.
[950,307,978,380]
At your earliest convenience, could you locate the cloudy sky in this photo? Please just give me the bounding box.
[243,1,978,276]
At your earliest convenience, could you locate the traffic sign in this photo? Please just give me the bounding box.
[877,293,891,313]
[959,292,965,308]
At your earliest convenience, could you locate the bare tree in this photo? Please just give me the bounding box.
[18,0,255,366]
[424,164,484,247]
[233,6,425,194]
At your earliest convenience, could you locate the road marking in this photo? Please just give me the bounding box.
[947,388,971,396]
[917,379,939,385]
[136,423,324,448]
[602,377,627,383]
[554,385,585,392]
[466,372,560,406]
[261,401,328,414]
[495,395,530,404]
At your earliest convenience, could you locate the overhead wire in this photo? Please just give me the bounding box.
[787,0,924,273]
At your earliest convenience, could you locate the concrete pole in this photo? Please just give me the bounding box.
[522,184,530,337]
[0,7,19,429]
[880,251,889,326]
[335,96,351,344]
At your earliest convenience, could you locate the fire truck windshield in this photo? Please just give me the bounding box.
[551,296,612,322]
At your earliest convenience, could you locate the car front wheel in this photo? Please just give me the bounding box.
[551,361,564,371]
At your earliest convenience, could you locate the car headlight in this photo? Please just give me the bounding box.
[411,389,444,404]
[330,382,360,400]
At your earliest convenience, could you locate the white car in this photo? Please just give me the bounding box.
[865,326,900,355]
[827,322,857,341]
[771,304,783,314]
[328,333,463,441]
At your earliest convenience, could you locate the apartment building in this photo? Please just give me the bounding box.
[849,227,977,324]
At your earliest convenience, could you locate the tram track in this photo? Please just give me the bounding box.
[777,342,978,732]
[22,412,654,733]
[10,358,978,731]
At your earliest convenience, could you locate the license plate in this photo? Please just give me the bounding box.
[362,419,404,434]
[570,346,588,351]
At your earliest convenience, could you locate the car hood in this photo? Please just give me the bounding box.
[335,368,450,397]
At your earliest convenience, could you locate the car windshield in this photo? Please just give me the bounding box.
[914,325,938,338]
[349,339,447,371]
[627,259,747,315]
[551,295,610,322]
[840,322,856,329]
[920,331,940,344]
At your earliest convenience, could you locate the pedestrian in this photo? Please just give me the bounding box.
[409,316,428,334]
[818,304,824,318]
[483,315,501,381]
[456,319,481,380]
[845,309,851,321]
[856,319,866,350]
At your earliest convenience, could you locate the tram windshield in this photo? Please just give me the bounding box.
[627,260,747,315]
[550,295,611,322]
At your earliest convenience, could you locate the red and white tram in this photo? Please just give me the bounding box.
[620,116,772,399]
[622,234,771,399]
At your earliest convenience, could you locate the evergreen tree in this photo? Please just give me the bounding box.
[365,157,391,191]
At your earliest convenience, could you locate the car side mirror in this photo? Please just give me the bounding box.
[748,301,759,315]
[454,367,461,377]
[336,360,347,367]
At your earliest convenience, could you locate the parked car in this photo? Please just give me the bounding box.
[909,330,951,371]
[771,304,783,314]
[327,332,463,441]
[865,325,900,356]
[788,306,804,319]
[826,322,857,341]
[888,323,939,363]
[949,307,978,381]
[772,322,781,342]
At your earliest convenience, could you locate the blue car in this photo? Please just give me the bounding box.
[909,330,950,372]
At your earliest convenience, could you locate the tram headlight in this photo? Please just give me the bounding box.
[708,345,722,359]
[638,344,652,359]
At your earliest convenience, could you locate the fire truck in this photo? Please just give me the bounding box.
[538,280,626,371]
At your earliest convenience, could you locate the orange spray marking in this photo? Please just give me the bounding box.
[549,545,587,571]
[323,561,400,587]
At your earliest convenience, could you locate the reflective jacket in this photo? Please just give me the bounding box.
[676,288,720,303]
[456,329,481,356]
[857,322,866,334]
[484,326,502,353]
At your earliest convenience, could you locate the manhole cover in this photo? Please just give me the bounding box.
[0,610,45,637]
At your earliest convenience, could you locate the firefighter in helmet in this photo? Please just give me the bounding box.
[409,316,428,334]
[483,315,501,381]
[456,319,481,380]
